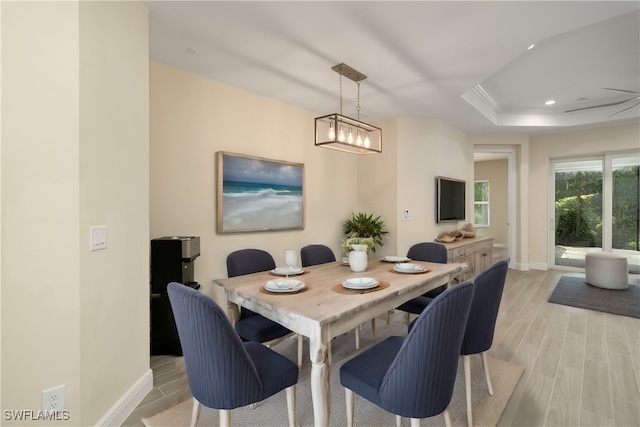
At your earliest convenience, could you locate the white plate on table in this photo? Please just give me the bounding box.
[383,255,410,263]
[393,263,426,273]
[342,277,379,290]
[271,267,304,276]
[265,279,306,293]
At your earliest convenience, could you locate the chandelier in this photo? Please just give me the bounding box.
[314,63,382,154]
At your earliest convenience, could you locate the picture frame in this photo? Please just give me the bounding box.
[216,151,305,233]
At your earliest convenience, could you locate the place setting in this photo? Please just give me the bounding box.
[269,266,307,277]
[269,248,309,277]
[390,262,432,274]
[261,278,308,294]
[261,250,309,293]
[332,276,390,295]
[380,255,411,263]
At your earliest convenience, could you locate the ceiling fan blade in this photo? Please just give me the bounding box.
[602,87,640,95]
[565,98,636,113]
[608,101,640,118]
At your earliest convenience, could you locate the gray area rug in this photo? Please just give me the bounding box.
[549,275,639,318]
[142,317,523,427]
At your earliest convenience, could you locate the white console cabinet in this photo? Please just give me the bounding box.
[440,236,493,281]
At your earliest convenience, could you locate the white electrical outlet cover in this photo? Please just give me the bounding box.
[42,384,65,411]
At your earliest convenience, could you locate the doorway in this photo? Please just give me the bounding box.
[473,148,516,269]
[550,152,639,273]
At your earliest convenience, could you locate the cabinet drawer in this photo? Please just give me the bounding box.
[465,244,476,255]
[452,247,466,258]
[479,240,493,251]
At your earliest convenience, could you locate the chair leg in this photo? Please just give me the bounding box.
[219,409,231,427]
[443,408,452,427]
[481,352,494,396]
[190,397,201,427]
[286,385,296,427]
[345,388,354,427]
[410,417,421,426]
[297,334,303,368]
[405,311,410,326]
[463,354,472,427]
[355,326,360,349]
[328,339,332,365]
[396,414,402,427]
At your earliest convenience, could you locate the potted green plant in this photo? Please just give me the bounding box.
[342,212,388,253]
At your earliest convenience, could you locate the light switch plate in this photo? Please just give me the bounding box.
[90,226,107,251]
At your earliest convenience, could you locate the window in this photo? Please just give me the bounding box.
[474,180,489,227]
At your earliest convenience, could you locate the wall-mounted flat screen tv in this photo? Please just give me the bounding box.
[436,176,466,223]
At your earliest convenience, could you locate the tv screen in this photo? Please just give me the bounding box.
[437,176,466,223]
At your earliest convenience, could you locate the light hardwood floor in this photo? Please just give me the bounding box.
[124,268,640,426]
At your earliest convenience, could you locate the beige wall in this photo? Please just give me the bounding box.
[1,2,150,425]
[393,118,473,253]
[149,64,475,295]
[528,123,640,269]
[475,159,509,245]
[357,117,473,257]
[150,61,359,298]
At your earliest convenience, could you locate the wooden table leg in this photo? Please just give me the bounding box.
[309,328,330,427]
[220,294,239,325]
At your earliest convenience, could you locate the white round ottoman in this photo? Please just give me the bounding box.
[585,252,629,290]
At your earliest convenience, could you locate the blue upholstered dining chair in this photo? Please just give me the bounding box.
[395,242,449,324]
[340,281,475,427]
[300,244,336,267]
[167,282,298,427]
[460,260,508,427]
[227,249,303,367]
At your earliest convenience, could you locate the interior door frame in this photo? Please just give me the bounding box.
[474,147,516,269]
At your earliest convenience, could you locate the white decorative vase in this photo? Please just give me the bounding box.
[348,244,368,272]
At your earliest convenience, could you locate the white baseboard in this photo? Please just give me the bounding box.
[95,368,153,426]
[511,262,529,271]
[529,262,548,271]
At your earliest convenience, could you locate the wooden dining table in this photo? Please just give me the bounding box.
[212,258,466,427]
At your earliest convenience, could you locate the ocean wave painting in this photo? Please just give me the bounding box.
[216,152,304,232]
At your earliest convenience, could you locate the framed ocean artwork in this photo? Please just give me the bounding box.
[216,151,305,233]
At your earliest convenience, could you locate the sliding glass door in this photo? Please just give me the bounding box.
[611,156,640,273]
[551,152,639,273]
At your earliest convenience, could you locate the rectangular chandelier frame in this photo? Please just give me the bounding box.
[315,113,382,155]
[314,63,382,155]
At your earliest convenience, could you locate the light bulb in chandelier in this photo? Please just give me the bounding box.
[356,131,363,146]
[328,121,335,140]
[338,126,345,142]
[364,133,370,148]
[347,128,354,144]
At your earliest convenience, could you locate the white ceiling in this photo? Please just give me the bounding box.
[145,1,640,136]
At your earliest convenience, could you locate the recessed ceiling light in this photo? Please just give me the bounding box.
[545,100,556,105]
[527,44,536,50]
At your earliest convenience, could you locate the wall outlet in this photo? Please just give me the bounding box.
[402,210,410,221]
[42,384,65,411]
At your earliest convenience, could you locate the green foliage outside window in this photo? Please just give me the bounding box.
[474,181,489,226]
[555,166,639,250]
